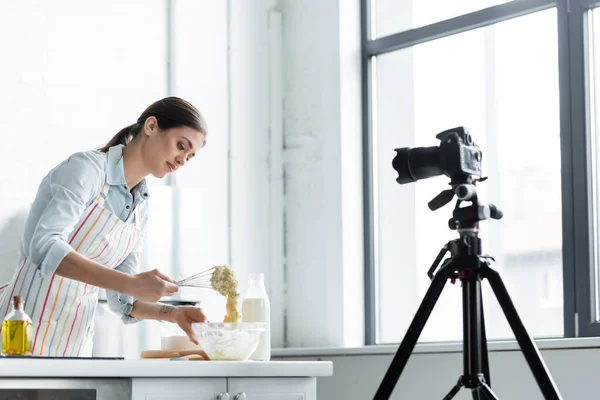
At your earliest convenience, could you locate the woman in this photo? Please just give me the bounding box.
[0,97,208,357]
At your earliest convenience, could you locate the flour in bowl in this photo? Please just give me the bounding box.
[198,328,257,361]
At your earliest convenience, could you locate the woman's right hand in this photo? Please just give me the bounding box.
[128,269,179,302]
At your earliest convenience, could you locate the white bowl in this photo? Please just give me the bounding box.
[192,322,266,361]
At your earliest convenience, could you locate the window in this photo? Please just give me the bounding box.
[0,0,230,312]
[374,0,513,38]
[364,0,600,343]
[537,268,562,308]
[374,9,562,343]
[590,6,600,322]
[0,0,166,185]
[0,0,166,286]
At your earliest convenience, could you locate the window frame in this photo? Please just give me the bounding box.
[568,0,600,336]
[361,0,600,344]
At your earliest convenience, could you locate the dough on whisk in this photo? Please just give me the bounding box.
[211,265,241,322]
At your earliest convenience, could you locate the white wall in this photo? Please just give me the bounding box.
[276,346,600,399]
[280,0,365,348]
[226,0,365,350]
[229,0,285,348]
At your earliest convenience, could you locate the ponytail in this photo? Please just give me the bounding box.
[100,97,207,153]
[100,123,140,152]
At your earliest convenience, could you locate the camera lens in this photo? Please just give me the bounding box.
[393,146,443,184]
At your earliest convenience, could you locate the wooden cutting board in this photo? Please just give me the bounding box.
[140,349,209,360]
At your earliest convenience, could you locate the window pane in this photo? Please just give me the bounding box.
[0,0,167,189]
[590,8,600,321]
[374,0,513,39]
[0,0,167,284]
[374,9,562,343]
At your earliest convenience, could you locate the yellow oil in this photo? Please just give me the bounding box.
[1,320,32,356]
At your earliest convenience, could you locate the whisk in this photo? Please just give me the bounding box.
[177,267,216,289]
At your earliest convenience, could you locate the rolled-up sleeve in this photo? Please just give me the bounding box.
[105,227,146,325]
[29,153,103,277]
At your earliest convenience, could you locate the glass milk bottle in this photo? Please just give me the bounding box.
[242,273,271,361]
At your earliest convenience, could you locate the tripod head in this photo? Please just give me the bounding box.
[428,175,503,232]
[424,175,503,280]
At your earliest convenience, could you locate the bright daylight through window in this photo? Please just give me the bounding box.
[373,8,563,344]
[375,0,514,38]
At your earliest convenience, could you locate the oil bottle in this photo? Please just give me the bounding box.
[1,296,32,356]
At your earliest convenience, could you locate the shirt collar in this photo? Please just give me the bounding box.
[106,145,127,186]
[106,144,150,200]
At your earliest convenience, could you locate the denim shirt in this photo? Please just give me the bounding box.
[19,144,149,324]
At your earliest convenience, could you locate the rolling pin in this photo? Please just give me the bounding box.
[140,350,182,359]
[140,349,209,360]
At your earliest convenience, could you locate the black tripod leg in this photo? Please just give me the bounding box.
[374,262,455,400]
[442,377,463,400]
[478,382,500,400]
[471,390,483,400]
[478,285,491,387]
[473,382,500,400]
[482,264,563,400]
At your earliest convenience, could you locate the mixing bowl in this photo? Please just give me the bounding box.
[191,322,266,361]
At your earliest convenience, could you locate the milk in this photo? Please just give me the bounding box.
[241,274,271,361]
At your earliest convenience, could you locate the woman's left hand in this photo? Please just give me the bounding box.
[173,306,208,345]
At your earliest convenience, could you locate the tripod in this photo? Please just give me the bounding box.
[374,181,563,400]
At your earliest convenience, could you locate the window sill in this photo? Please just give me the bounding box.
[271,337,600,358]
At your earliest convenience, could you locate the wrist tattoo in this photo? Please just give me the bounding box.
[160,305,175,315]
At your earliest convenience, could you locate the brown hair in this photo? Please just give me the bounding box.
[101,97,207,152]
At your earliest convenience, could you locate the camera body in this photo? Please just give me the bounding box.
[437,127,482,181]
[393,126,482,184]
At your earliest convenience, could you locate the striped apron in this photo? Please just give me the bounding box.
[0,180,141,357]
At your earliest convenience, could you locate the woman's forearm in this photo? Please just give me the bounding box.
[55,252,178,303]
[129,301,177,322]
[55,251,134,295]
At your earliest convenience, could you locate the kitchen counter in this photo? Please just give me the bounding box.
[0,358,333,378]
[0,359,332,399]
